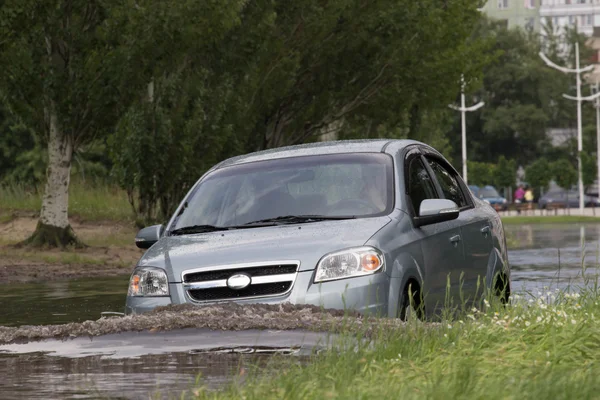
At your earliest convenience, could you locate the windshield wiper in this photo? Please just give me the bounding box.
[242,215,356,226]
[170,224,231,235]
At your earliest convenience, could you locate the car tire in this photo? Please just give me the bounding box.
[398,281,423,321]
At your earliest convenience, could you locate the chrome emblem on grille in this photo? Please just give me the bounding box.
[227,273,251,290]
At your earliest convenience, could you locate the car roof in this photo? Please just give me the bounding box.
[213,139,421,169]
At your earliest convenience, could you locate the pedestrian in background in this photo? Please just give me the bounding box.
[524,186,534,212]
[514,184,525,214]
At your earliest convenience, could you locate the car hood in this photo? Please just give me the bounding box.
[138,217,392,282]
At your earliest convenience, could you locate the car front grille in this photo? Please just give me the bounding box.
[181,261,299,303]
[188,282,293,302]
[183,264,298,283]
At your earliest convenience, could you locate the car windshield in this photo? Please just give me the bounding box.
[171,153,394,230]
[479,187,499,198]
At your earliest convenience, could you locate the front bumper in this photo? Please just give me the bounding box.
[125,269,391,316]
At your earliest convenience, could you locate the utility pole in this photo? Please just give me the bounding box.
[591,82,600,203]
[539,42,600,213]
[449,75,484,185]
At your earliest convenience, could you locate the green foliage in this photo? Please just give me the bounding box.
[108,0,489,222]
[581,151,597,188]
[451,20,587,166]
[525,158,552,191]
[495,155,517,189]
[468,156,516,190]
[551,159,577,191]
[467,161,495,187]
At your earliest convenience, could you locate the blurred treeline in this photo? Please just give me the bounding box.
[0,1,595,222]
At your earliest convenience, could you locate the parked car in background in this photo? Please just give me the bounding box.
[468,185,508,211]
[538,189,600,209]
[126,139,510,320]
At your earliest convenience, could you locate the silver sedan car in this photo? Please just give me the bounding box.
[126,139,510,319]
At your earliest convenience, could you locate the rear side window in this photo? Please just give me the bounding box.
[407,157,438,215]
[426,158,468,208]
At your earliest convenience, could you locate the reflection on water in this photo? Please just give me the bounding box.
[506,223,600,294]
[0,275,129,327]
[0,328,326,400]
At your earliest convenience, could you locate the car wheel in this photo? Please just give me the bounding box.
[398,281,423,321]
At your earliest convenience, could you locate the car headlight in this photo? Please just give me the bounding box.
[128,267,169,297]
[502,199,507,204]
[314,246,384,283]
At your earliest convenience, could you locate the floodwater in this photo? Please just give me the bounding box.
[506,223,600,293]
[0,223,598,399]
[0,329,329,399]
[0,275,129,327]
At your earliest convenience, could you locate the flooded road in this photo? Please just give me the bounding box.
[0,275,128,327]
[506,223,600,293]
[0,222,598,399]
[0,328,328,399]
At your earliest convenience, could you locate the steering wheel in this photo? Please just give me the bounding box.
[333,198,379,213]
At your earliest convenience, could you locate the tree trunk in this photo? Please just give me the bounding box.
[21,109,81,248]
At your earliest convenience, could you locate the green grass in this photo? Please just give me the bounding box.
[0,248,108,265]
[0,181,133,222]
[184,290,600,400]
[501,215,600,225]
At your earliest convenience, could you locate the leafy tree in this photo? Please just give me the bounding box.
[551,159,577,191]
[450,20,587,166]
[494,155,517,192]
[109,0,491,222]
[467,161,495,187]
[581,151,597,190]
[525,158,552,194]
[0,0,245,243]
[0,1,134,246]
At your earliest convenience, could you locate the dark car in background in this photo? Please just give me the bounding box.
[538,189,600,209]
[468,185,508,211]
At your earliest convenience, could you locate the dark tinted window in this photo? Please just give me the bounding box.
[427,158,468,207]
[407,157,438,215]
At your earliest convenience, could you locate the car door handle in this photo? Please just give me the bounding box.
[480,226,490,235]
[450,235,461,245]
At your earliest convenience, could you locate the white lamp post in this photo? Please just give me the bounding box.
[449,75,485,185]
[539,42,600,213]
[591,82,600,203]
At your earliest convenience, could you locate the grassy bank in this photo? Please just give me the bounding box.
[501,215,600,225]
[0,182,133,222]
[188,291,600,399]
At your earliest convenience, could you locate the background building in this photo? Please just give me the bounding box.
[481,0,541,32]
[540,0,600,37]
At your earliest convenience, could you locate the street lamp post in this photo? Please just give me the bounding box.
[539,42,600,213]
[449,75,484,185]
[591,82,600,203]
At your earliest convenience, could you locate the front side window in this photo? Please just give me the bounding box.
[407,157,438,215]
[426,158,468,208]
[172,153,394,229]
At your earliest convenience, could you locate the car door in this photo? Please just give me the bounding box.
[425,156,493,304]
[404,153,466,314]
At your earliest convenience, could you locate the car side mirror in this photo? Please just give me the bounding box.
[413,199,460,228]
[135,224,164,249]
